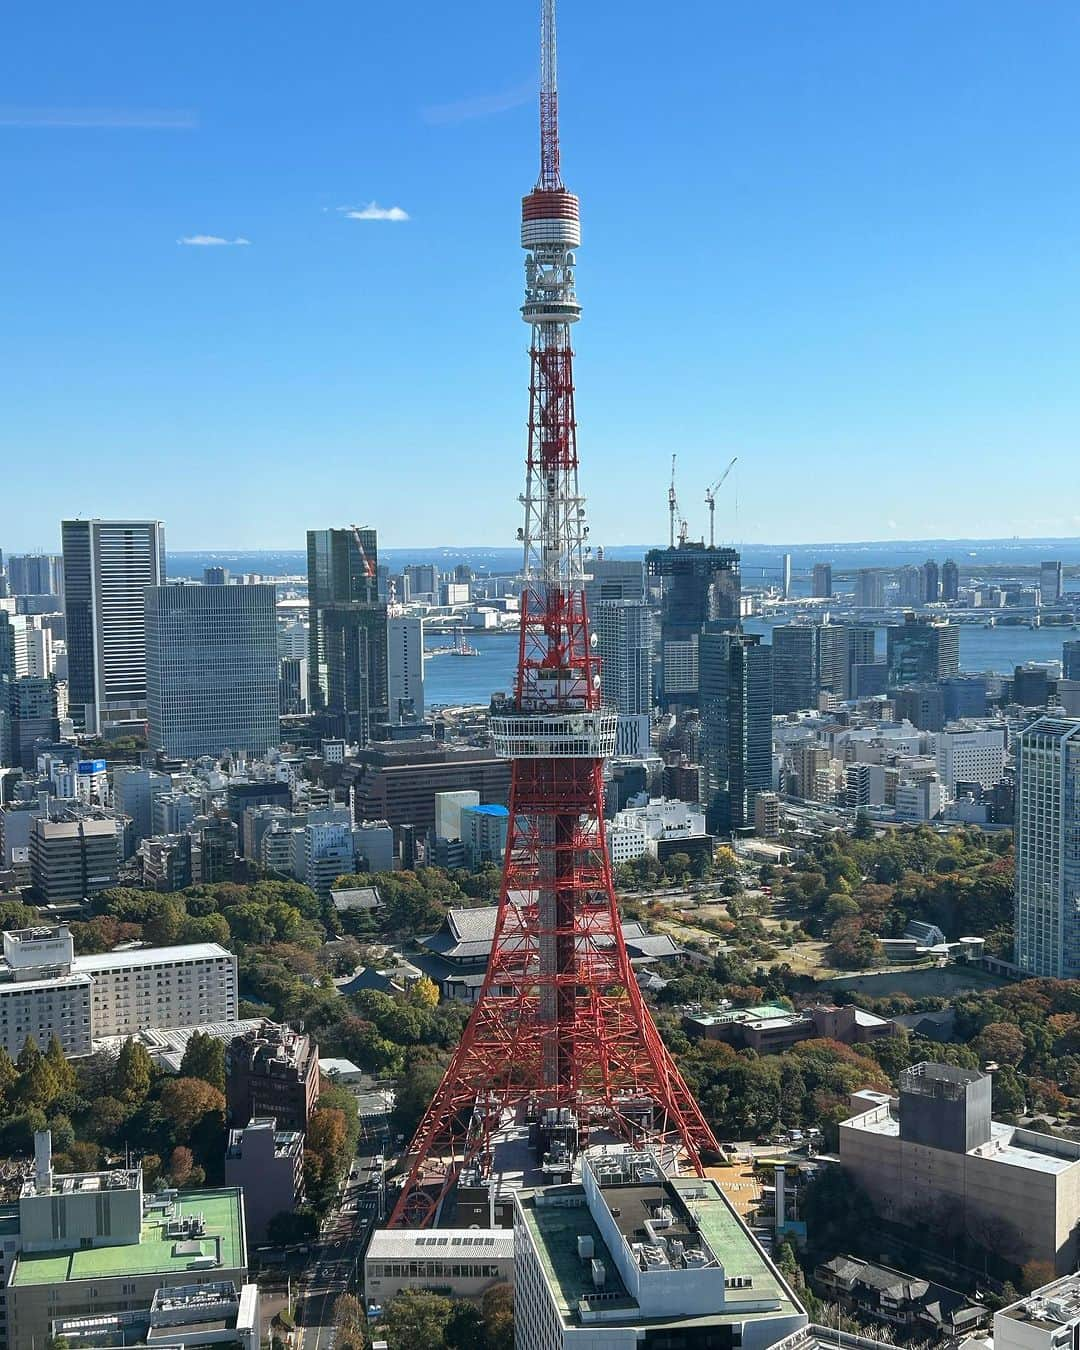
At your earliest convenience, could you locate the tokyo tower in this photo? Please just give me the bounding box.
[389,0,719,1228]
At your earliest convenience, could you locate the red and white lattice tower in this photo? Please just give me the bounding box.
[389,0,719,1227]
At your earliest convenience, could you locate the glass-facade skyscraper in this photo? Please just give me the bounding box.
[646,542,741,710]
[1014,716,1080,978]
[699,625,772,835]
[307,528,388,744]
[146,583,279,759]
[61,519,166,734]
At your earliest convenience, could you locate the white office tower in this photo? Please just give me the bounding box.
[594,602,653,758]
[387,615,425,723]
[1014,716,1080,978]
[61,519,166,734]
[146,583,279,759]
[934,724,1007,791]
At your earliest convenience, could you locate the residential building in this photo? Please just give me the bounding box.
[854,570,886,608]
[699,626,772,834]
[941,558,960,602]
[145,583,279,759]
[811,563,832,598]
[387,615,425,723]
[921,559,940,603]
[61,518,166,734]
[839,1063,1080,1273]
[29,816,118,904]
[897,566,923,608]
[307,527,388,744]
[1014,716,1080,978]
[815,1256,985,1339]
[460,802,509,866]
[886,615,960,685]
[935,724,1007,791]
[364,1229,515,1309]
[1040,560,1064,604]
[224,1117,304,1244]
[225,780,292,848]
[225,1023,320,1133]
[791,742,832,803]
[646,542,741,708]
[139,834,193,892]
[5,1131,247,1350]
[302,820,355,900]
[513,1147,806,1350]
[594,601,653,716]
[754,791,780,837]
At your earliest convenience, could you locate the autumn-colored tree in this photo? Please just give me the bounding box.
[141,1152,163,1187]
[307,1107,347,1162]
[158,1077,226,1140]
[481,1284,514,1350]
[974,1021,1026,1066]
[409,976,439,1010]
[168,1145,194,1186]
[1021,1260,1057,1294]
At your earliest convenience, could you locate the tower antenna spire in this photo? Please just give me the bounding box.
[538,0,561,189]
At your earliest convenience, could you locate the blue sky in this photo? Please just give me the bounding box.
[3,1,1080,553]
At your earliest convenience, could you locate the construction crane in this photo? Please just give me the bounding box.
[705,457,738,548]
[668,455,689,548]
[350,524,376,580]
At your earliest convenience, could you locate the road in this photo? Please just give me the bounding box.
[296,1154,385,1350]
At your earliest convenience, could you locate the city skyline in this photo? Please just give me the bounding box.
[4,2,1080,550]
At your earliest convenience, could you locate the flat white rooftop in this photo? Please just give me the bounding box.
[846,1106,1079,1175]
[367,1229,514,1260]
[74,943,233,971]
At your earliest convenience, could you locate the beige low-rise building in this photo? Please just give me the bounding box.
[839,1063,1080,1274]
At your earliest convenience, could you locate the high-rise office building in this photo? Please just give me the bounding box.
[1064,641,1080,683]
[279,656,308,715]
[941,558,960,603]
[771,626,817,714]
[11,677,59,771]
[646,542,740,708]
[203,566,230,586]
[886,615,960,685]
[146,583,279,759]
[405,563,438,599]
[387,615,425,723]
[921,559,940,604]
[594,601,653,716]
[1014,717,1080,978]
[847,624,877,680]
[307,528,388,744]
[584,556,645,609]
[61,519,166,734]
[781,552,792,599]
[897,566,922,608]
[772,623,852,714]
[854,569,886,608]
[1041,561,1064,604]
[699,625,772,834]
[812,562,833,599]
[8,554,63,598]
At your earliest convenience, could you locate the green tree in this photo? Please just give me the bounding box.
[380,1290,453,1350]
[268,1209,319,1246]
[45,1035,77,1097]
[444,1302,484,1350]
[481,1284,514,1350]
[179,1032,226,1092]
[0,1047,19,1104]
[115,1038,154,1103]
[390,1061,445,1144]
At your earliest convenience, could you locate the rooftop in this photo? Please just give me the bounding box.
[1000,1274,1080,1330]
[367,1229,514,1261]
[11,1189,246,1287]
[74,943,233,972]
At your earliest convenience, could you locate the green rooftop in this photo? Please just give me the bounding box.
[668,1179,792,1309]
[517,1187,634,1318]
[11,1190,245,1287]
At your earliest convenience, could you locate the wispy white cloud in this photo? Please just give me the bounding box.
[337,203,410,222]
[421,79,533,126]
[0,106,197,129]
[178,235,251,247]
